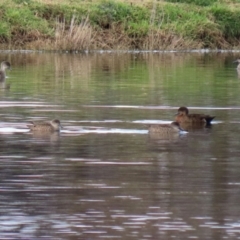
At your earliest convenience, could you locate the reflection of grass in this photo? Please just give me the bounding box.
[2,0,240,50]
[8,52,234,105]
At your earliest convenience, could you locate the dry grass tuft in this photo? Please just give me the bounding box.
[54,15,92,51]
[93,24,133,50]
[143,30,203,50]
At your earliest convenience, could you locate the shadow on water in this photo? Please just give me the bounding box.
[0,52,240,239]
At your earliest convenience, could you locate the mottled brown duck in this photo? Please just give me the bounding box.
[27,119,62,132]
[0,61,11,81]
[148,121,183,135]
[233,59,240,72]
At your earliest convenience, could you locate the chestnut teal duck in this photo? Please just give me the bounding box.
[175,106,215,125]
[27,119,62,132]
[0,61,11,81]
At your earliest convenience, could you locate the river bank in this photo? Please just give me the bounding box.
[1,0,240,51]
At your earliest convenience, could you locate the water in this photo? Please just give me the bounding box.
[0,51,240,239]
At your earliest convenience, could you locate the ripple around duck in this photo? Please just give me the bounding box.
[0,125,189,135]
[65,158,151,166]
[0,123,149,135]
[0,101,61,108]
[0,127,29,133]
[84,161,151,165]
[62,127,148,135]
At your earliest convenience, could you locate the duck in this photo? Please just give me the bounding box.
[27,119,62,132]
[148,121,184,134]
[0,61,11,81]
[175,106,215,125]
[233,59,240,71]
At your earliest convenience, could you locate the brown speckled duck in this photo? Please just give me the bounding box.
[27,119,62,132]
[0,61,11,81]
[175,107,215,125]
[233,59,240,72]
[148,121,183,135]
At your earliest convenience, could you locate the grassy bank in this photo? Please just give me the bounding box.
[1,0,240,50]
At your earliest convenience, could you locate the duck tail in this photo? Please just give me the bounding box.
[205,116,215,125]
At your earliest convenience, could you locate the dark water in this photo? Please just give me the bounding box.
[0,51,240,239]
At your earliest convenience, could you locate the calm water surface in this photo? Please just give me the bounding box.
[0,51,240,239]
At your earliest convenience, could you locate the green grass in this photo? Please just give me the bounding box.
[0,0,240,50]
[210,4,240,37]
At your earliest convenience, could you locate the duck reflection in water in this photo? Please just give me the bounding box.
[0,61,11,89]
[30,131,61,143]
[175,106,215,131]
